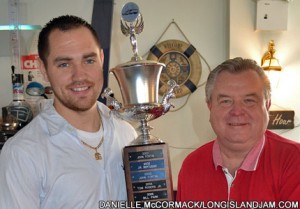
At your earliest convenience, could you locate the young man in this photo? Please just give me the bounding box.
[177,57,300,204]
[0,15,137,209]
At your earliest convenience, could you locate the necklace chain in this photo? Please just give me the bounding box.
[81,137,104,160]
[80,114,104,160]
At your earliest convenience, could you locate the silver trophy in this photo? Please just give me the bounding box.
[102,2,178,145]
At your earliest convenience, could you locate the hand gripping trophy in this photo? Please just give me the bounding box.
[102,2,177,203]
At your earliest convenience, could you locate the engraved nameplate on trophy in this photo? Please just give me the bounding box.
[123,143,173,202]
[101,2,178,205]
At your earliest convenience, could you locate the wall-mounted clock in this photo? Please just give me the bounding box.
[147,39,202,98]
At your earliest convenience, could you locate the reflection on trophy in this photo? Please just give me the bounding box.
[102,2,177,204]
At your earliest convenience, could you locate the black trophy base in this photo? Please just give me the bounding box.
[123,142,174,204]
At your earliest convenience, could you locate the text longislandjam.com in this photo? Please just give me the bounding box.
[98,200,299,209]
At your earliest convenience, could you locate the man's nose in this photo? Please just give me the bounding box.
[72,64,87,80]
[230,101,245,115]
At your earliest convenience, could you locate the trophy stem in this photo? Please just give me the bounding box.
[130,119,163,145]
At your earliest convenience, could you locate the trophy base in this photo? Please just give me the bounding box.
[123,143,174,203]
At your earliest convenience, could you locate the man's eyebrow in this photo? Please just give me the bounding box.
[53,56,72,63]
[245,93,259,98]
[217,94,230,99]
[83,52,97,59]
[216,93,259,99]
[52,52,98,64]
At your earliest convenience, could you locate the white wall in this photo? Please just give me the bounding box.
[0,0,299,190]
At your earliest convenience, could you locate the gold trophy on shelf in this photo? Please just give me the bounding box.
[102,2,177,204]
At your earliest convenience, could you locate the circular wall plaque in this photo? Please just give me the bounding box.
[147,39,202,98]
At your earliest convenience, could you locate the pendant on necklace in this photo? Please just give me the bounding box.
[95,152,102,160]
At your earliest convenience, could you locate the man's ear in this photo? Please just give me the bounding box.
[38,58,49,82]
[266,99,271,110]
[207,101,212,111]
[100,49,104,67]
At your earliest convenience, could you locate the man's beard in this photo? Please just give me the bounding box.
[54,87,101,112]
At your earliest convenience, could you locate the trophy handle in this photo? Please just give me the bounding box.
[101,88,122,110]
[161,80,179,113]
[101,88,162,145]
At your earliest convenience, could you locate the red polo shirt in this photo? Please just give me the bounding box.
[177,130,300,203]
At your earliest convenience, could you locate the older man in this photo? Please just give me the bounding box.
[177,57,300,204]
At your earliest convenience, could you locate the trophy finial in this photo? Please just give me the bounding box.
[121,2,143,61]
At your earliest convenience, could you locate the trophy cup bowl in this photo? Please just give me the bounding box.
[102,59,177,145]
[111,60,163,110]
